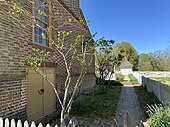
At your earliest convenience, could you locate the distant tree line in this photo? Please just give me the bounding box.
[96,40,170,77]
[138,46,170,71]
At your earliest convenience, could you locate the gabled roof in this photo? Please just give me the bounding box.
[120,58,133,69]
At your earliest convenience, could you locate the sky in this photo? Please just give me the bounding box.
[80,0,170,54]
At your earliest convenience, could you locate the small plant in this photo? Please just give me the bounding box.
[144,91,160,106]
[128,74,138,83]
[96,77,123,86]
[71,86,122,119]
[116,73,124,82]
[147,104,170,127]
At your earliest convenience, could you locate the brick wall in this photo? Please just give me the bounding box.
[0,0,95,120]
[61,0,81,18]
[0,0,33,120]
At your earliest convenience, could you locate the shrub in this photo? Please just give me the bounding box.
[128,74,138,83]
[147,104,170,127]
[144,91,160,106]
[116,74,124,82]
[96,77,123,86]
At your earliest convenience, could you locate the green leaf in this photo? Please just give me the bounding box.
[41,33,45,38]
[68,18,72,23]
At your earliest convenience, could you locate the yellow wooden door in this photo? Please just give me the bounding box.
[27,68,56,122]
[27,68,44,122]
[44,68,56,114]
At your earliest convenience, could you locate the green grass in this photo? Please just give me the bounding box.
[71,86,122,119]
[96,78,123,86]
[151,77,170,86]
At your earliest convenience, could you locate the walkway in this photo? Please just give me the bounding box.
[115,76,145,127]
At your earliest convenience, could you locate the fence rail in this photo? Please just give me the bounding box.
[132,71,170,103]
[141,76,170,103]
[0,112,145,127]
[133,71,170,78]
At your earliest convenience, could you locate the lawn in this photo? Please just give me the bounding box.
[71,85,122,119]
[151,77,170,86]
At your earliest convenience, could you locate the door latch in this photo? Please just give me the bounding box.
[38,89,44,95]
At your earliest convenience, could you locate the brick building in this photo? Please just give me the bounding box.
[0,0,95,122]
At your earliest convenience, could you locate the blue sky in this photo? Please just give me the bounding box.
[80,0,170,54]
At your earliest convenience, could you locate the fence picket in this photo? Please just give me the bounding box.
[38,123,43,127]
[60,120,66,127]
[31,122,36,127]
[0,117,3,127]
[124,112,131,127]
[46,124,51,127]
[111,119,118,127]
[5,118,10,127]
[24,121,29,127]
[67,123,74,127]
[0,115,146,127]
[17,120,22,127]
[138,121,145,127]
[11,119,16,127]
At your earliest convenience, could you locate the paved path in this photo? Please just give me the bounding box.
[115,76,145,127]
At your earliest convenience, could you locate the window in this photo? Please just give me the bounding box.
[34,0,48,46]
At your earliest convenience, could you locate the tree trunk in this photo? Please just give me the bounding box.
[60,109,64,123]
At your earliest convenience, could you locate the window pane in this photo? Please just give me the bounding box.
[35,2,38,8]
[34,35,38,43]
[42,38,47,45]
[43,24,47,29]
[39,28,42,35]
[34,19,39,27]
[34,0,48,46]
[40,0,43,4]
[44,16,47,22]
[39,21,42,27]
[39,37,42,44]
[44,8,47,13]
[40,6,43,12]
[42,30,47,37]
[34,27,38,34]
[34,9,38,17]
[40,15,44,20]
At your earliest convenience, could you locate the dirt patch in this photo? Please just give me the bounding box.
[134,86,148,119]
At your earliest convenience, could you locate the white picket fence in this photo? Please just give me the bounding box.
[133,71,170,79]
[0,112,145,127]
[0,117,57,127]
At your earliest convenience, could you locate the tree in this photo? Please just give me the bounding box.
[138,46,170,71]
[0,0,96,124]
[164,46,170,71]
[23,33,95,123]
[138,53,156,71]
[150,52,164,71]
[95,38,115,82]
[150,47,170,71]
[113,42,139,70]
